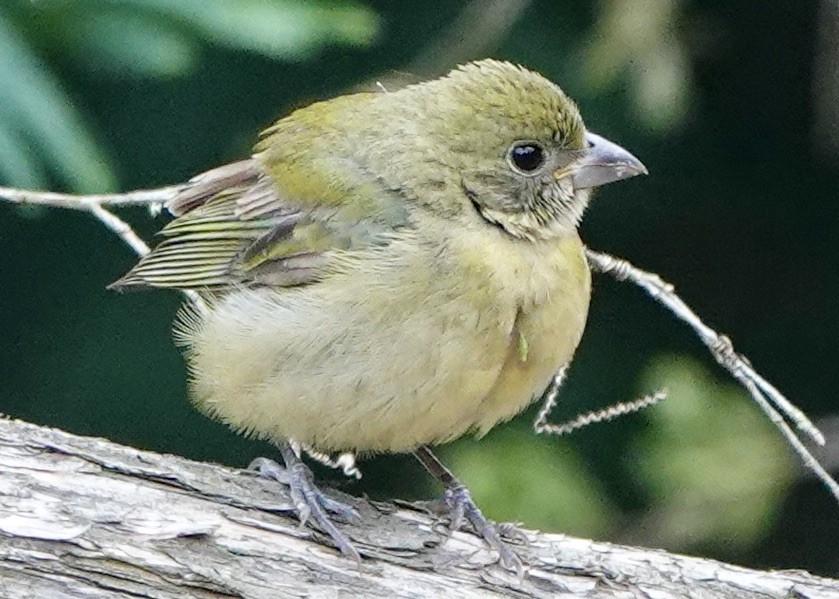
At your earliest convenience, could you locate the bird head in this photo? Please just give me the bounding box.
[383,60,647,240]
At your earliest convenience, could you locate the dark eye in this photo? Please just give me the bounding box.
[508,143,545,174]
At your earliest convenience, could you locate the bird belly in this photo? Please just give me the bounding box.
[181,233,590,454]
[182,249,514,453]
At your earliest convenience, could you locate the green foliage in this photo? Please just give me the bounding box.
[52,10,202,79]
[0,14,114,192]
[444,428,617,538]
[0,0,379,192]
[632,355,795,549]
[581,0,693,130]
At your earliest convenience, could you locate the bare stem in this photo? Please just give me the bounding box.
[1,185,204,312]
[0,185,184,211]
[585,248,838,502]
[535,386,667,437]
[86,203,152,257]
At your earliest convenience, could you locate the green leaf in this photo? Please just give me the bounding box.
[56,10,200,79]
[0,110,48,189]
[124,0,380,58]
[0,14,116,192]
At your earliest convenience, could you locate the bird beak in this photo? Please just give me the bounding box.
[564,132,648,190]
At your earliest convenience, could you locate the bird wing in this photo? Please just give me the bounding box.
[110,159,402,291]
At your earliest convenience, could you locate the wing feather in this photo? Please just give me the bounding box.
[111,160,304,290]
[110,156,406,292]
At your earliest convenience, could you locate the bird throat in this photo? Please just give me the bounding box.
[468,189,585,241]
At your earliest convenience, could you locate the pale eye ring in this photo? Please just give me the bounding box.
[507,142,546,174]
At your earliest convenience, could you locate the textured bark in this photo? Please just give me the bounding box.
[0,417,836,598]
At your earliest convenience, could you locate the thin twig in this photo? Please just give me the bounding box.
[86,203,152,257]
[532,365,666,436]
[1,185,205,312]
[584,248,839,502]
[0,185,184,210]
[533,366,570,435]
[90,204,207,312]
[536,389,667,437]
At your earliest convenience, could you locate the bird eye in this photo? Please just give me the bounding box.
[508,143,545,174]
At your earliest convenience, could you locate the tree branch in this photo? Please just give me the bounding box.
[1,416,836,598]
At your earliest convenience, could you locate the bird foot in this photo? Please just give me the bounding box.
[443,483,525,573]
[249,454,361,562]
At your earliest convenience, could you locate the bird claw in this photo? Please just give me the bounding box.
[444,487,467,532]
[248,455,362,562]
[442,484,525,574]
[249,456,291,484]
[497,521,530,546]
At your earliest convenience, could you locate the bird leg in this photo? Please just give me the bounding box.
[413,445,524,572]
[249,442,361,562]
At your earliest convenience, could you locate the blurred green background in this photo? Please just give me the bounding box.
[1,0,837,576]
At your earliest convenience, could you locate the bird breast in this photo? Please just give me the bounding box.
[181,224,591,454]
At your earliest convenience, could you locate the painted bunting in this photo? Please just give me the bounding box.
[113,59,646,567]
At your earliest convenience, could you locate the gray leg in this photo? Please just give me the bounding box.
[413,445,524,572]
[249,443,361,562]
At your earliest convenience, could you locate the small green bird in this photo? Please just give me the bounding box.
[113,59,646,567]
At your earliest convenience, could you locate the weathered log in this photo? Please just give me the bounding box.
[0,417,836,598]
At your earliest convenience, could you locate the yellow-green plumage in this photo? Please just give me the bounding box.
[113,59,644,454]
